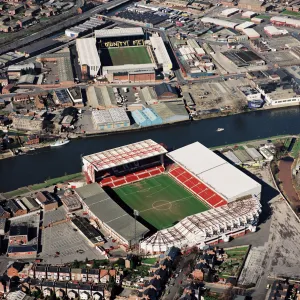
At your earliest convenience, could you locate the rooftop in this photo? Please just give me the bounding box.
[75,183,149,243]
[95,27,144,39]
[82,139,167,171]
[10,225,28,236]
[76,38,101,68]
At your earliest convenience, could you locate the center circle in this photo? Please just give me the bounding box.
[152,200,172,211]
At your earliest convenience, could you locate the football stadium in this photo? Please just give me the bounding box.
[76,27,173,82]
[81,140,262,253]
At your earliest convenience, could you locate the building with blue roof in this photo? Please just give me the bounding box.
[131,108,163,127]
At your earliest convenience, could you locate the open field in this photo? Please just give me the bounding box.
[100,46,152,66]
[114,174,209,230]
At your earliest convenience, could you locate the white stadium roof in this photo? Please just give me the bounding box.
[150,36,172,69]
[83,139,167,171]
[95,27,144,39]
[167,142,261,201]
[76,38,101,76]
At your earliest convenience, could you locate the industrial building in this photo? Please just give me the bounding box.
[238,0,267,12]
[235,21,255,32]
[75,183,149,246]
[243,28,260,39]
[242,11,257,18]
[149,36,172,74]
[12,115,44,132]
[201,17,238,29]
[132,107,163,127]
[222,50,265,67]
[264,25,287,37]
[91,108,130,130]
[76,38,101,78]
[221,8,239,17]
[270,16,300,28]
[86,86,117,109]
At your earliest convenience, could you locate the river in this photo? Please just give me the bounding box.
[0,106,299,192]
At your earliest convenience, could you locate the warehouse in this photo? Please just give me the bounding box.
[149,36,172,74]
[151,102,189,123]
[76,38,101,78]
[264,25,286,37]
[270,16,300,28]
[223,151,242,165]
[167,142,261,202]
[201,17,238,29]
[235,21,255,32]
[132,107,163,127]
[87,86,117,109]
[75,183,149,246]
[238,0,267,12]
[222,50,265,67]
[242,11,257,18]
[221,8,239,17]
[91,108,130,130]
[243,28,260,39]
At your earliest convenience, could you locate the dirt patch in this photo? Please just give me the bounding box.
[278,157,300,205]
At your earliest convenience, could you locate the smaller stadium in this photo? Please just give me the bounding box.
[76,27,173,82]
[100,46,152,66]
[81,140,262,253]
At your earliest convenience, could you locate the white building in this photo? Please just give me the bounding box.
[150,36,172,74]
[257,84,300,106]
[76,38,101,77]
[242,11,257,18]
[259,147,273,161]
[201,17,238,29]
[243,28,260,39]
[221,8,239,17]
[95,27,144,39]
[235,21,255,32]
[91,108,130,130]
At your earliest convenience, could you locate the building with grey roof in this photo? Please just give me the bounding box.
[87,86,117,109]
[233,149,253,164]
[75,183,149,246]
[244,146,263,161]
[223,150,242,165]
[0,218,6,235]
[20,197,40,212]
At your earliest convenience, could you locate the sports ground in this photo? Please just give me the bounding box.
[100,46,152,66]
[114,174,209,230]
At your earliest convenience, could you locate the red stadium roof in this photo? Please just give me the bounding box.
[82,139,167,171]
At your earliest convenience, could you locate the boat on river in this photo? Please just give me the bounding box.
[50,139,70,147]
[216,128,224,132]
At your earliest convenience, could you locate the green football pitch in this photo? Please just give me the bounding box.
[100,46,152,66]
[114,174,209,230]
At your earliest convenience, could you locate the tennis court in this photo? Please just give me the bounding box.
[114,174,209,230]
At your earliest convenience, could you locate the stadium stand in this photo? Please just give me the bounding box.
[168,165,227,208]
[100,165,165,188]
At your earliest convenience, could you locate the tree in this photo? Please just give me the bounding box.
[73,260,80,268]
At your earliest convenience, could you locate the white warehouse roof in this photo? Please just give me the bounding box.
[95,27,144,38]
[150,36,172,70]
[236,21,254,31]
[221,8,239,16]
[167,142,261,201]
[92,108,129,125]
[201,17,238,29]
[264,25,282,35]
[243,28,260,38]
[76,38,101,76]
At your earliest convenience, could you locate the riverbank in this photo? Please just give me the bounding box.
[2,134,295,198]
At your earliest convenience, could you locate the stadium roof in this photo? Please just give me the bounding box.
[83,139,167,171]
[95,27,144,39]
[75,183,149,243]
[150,36,172,68]
[76,38,101,69]
[167,142,261,201]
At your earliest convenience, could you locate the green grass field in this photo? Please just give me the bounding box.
[100,46,152,66]
[114,174,209,230]
[282,10,300,17]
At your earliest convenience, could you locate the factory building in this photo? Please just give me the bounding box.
[242,11,257,18]
[243,28,260,39]
[270,16,300,28]
[201,17,238,29]
[12,115,44,132]
[76,38,101,78]
[149,36,172,74]
[91,108,130,130]
[264,25,288,37]
[87,86,117,109]
[238,0,267,12]
[132,107,163,127]
[221,8,239,17]
[235,21,255,32]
